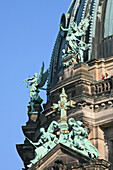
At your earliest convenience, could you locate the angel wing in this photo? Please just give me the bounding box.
[74,15,91,37]
[38,70,48,88]
[37,62,44,86]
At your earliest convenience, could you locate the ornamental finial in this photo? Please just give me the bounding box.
[52,88,76,134]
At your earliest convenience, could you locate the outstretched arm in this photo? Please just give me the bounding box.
[26,137,43,147]
[60,24,69,32]
[26,137,37,148]
[39,87,47,90]
[33,139,43,146]
[23,77,34,83]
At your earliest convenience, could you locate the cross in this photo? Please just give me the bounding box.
[52,88,76,134]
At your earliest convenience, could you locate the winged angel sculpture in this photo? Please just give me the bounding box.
[24,62,48,112]
[60,14,91,67]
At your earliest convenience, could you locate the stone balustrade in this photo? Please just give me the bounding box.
[92,76,113,95]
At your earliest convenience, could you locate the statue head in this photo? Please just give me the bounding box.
[34,73,38,77]
[40,128,45,134]
[52,121,58,128]
[68,118,76,126]
[62,49,66,54]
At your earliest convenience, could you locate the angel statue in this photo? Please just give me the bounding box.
[26,125,59,167]
[24,62,48,113]
[68,118,100,158]
[60,14,91,66]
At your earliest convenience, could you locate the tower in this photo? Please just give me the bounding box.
[17,0,113,169]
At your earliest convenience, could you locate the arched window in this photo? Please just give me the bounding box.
[104,0,113,37]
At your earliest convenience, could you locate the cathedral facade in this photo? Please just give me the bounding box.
[17,0,113,169]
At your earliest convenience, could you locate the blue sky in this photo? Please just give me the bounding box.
[0,0,71,169]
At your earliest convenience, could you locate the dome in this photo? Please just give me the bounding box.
[104,0,113,38]
[47,0,113,90]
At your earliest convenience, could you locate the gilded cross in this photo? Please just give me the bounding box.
[52,88,76,134]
